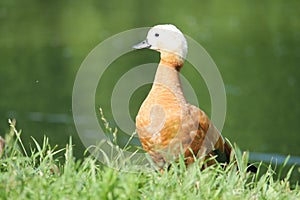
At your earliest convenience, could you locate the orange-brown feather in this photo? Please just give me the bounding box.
[136,80,231,168]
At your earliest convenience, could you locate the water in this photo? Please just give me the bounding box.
[0,1,300,163]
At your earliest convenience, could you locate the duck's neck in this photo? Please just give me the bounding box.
[160,51,184,69]
[153,62,187,104]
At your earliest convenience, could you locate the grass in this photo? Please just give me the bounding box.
[0,119,299,200]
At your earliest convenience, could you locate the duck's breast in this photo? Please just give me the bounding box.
[136,84,191,152]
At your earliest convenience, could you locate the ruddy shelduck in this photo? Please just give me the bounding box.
[133,24,255,172]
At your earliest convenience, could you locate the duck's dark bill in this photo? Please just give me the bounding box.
[132,40,151,49]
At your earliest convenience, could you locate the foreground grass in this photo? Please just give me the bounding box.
[0,120,299,200]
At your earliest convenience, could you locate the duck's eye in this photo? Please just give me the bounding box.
[155,33,159,37]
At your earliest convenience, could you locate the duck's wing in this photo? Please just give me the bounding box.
[185,104,257,172]
[183,104,232,164]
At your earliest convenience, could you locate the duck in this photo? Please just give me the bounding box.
[133,24,255,172]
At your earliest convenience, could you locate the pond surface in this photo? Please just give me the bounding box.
[0,1,299,162]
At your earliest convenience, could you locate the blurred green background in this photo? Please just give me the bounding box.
[0,0,299,161]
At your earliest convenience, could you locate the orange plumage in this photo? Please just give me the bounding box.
[133,24,245,171]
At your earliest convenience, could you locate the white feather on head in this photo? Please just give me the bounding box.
[146,24,188,59]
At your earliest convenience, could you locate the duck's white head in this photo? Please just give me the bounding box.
[133,24,188,68]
